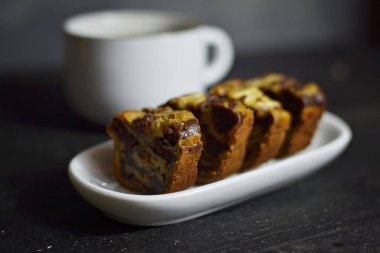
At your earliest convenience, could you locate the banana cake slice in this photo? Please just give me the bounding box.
[211,80,291,169]
[107,107,202,194]
[246,73,326,157]
[164,93,254,183]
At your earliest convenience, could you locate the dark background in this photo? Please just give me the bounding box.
[1,0,379,71]
[1,1,380,252]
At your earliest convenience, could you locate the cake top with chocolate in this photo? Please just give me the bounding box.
[211,79,282,115]
[246,73,325,106]
[166,92,249,118]
[165,93,252,142]
[165,93,207,111]
[114,107,200,141]
[246,73,299,91]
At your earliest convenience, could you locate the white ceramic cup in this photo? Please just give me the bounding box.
[64,10,234,124]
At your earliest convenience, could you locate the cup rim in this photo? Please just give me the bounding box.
[63,9,202,41]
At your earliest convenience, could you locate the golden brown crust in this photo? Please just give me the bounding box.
[166,146,200,192]
[279,105,324,157]
[243,109,291,168]
[112,138,202,194]
[107,107,202,194]
[210,80,291,169]
[164,94,254,183]
[198,108,253,183]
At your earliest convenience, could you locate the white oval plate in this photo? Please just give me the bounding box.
[69,112,351,226]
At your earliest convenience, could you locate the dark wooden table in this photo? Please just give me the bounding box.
[1,49,379,252]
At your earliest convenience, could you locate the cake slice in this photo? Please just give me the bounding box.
[211,79,291,169]
[164,93,254,183]
[107,107,202,194]
[246,73,326,157]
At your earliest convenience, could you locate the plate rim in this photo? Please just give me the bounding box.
[68,111,352,203]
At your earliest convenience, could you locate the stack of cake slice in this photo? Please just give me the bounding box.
[107,73,326,194]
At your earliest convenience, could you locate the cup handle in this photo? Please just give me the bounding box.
[200,25,234,86]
